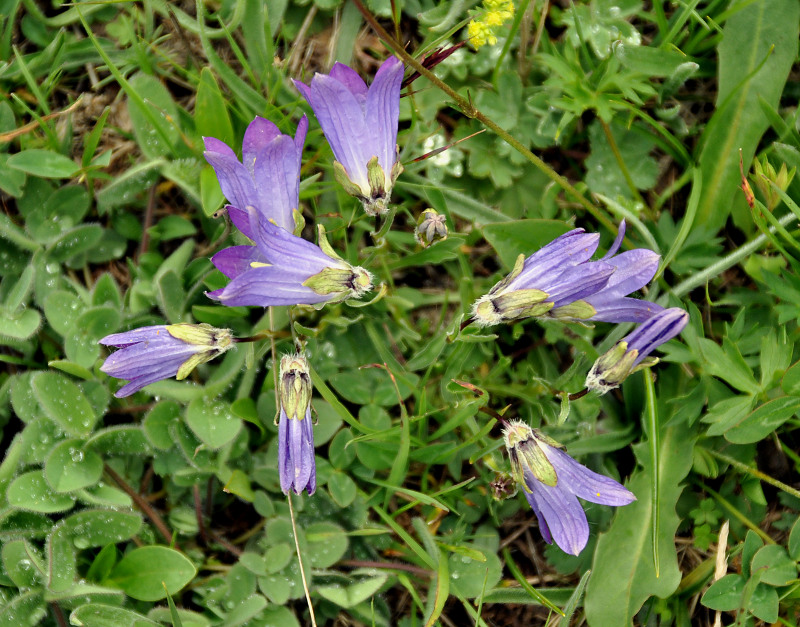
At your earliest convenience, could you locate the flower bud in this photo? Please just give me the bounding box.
[415,209,449,248]
[586,307,689,394]
[278,353,316,495]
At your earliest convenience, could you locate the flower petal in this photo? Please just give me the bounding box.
[526,474,590,556]
[515,230,600,288]
[524,490,553,544]
[226,204,255,241]
[544,447,636,506]
[329,62,368,102]
[308,74,371,188]
[100,325,169,347]
[545,262,615,308]
[211,245,262,279]
[600,219,626,260]
[203,150,257,213]
[206,265,329,307]
[251,213,334,274]
[254,134,301,231]
[278,407,292,493]
[589,298,663,323]
[365,56,404,172]
[303,407,316,495]
[242,116,282,176]
[591,249,660,300]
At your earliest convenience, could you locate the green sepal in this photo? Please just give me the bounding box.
[280,355,312,421]
[317,224,343,262]
[490,253,526,294]
[367,156,385,198]
[176,352,213,380]
[549,300,597,320]
[390,154,404,185]
[292,208,306,237]
[333,161,366,199]
[520,441,558,487]
[302,267,355,296]
[166,323,216,346]
[491,289,551,319]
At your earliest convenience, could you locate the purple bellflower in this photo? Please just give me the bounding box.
[549,221,662,323]
[207,210,373,307]
[100,324,234,397]
[204,116,308,233]
[278,353,315,495]
[294,57,404,216]
[586,306,689,394]
[471,222,661,327]
[503,420,635,555]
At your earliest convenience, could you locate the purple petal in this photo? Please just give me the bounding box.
[278,408,292,494]
[329,63,368,102]
[203,151,257,214]
[545,262,615,308]
[515,231,600,288]
[365,56,404,172]
[544,447,636,506]
[100,339,196,378]
[524,490,552,544]
[254,135,301,232]
[211,245,263,279]
[627,307,689,364]
[293,78,312,102]
[203,137,237,159]
[593,249,660,299]
[303,407,316,495]
[100,325,169,347]
[589,298,663,323]
[525,474,589,556]
[309,74,371,188]
[250,213,333,274]
[206,265,329,307]
[294,115,309,153]
[113,361,187,398]
[600,220,626,260]
[242,117,282,176]
[226,204,254,241]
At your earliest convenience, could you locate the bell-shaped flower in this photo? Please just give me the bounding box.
[503,420,635,555]
[549,221,661,323]
[204,116,308,233]
[100,324,234,397]
[294,57,404,216]
[278,353,315,495]
[471,228,616,327]
[207,208,373,308]
[586,306,689,394]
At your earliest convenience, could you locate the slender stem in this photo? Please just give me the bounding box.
[642,368,660,578]
[104,464,175,546]
[700,482,774,545]
[288,492,317,627]
[269,306,280,424]
[339,559,431,577]
[708,449,800,501]
[670,212,795,298]
[350,0,615,233]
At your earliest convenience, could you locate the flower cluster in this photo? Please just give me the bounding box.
[97,56,692,561]
[467,0,516,48]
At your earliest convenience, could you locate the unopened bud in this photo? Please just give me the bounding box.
[415,209,448,248]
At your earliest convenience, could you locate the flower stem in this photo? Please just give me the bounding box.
[599,119,652,219]
[707,448,800,502]
[288,492,317,627]
[351,0,616,233]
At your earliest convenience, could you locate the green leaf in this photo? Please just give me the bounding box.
[200,165,225,217]
[614,42,691,76]
[7,148,79,178]
[316,574,389,609]
[327,471,357,507]
[57,510,142,549]
[697,337,760,394]
[7,470,76,513]
[584,423,696,624]
[195,67,235,146]
[328,428,356,469]
[44,439,103,492]
[222,469,254,502]
[0,308,41,340]
[2,539,45,587]
[69,603,161,626]
[48,360,94,380]
[695,0,799,230]
[44,289,86,336]
[85,426,152,456]
[143,401,181,450]
[702,573,745,611]
[585,120,659,198]
[306,521,349,568]
[725,395,800,444]
[482,220,571,269]
[0,153,27,196]
[48,224,104,262]
[781,359,800,395]
[32,371,97,437]
[126,72,181,159]
[106,546,196,601]
[750,545,798,586]
[185,397,242,449]
[222,594,268,626]
[3,264,34,313]
[66,306,121,368]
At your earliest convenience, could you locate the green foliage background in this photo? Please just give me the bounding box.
[0,0,799,625]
